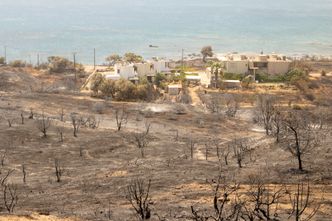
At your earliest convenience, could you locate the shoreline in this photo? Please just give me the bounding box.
[2,50,332,67]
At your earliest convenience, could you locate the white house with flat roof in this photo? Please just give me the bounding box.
[111,60,171,81]
[217,53,291,76]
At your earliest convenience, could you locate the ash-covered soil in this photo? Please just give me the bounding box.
[0,67,331,220]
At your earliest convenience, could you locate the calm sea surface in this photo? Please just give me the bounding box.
[0,0,331,64]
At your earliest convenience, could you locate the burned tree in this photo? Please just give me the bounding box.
[170,129,179,142]
[132,122,151,158]
[279,111,320,171]
[224,95,239,118]
[205,142,209,161]
[58,108,65,122]
[0,168,17,213]
[36,112,51,138]
[242,175,284,221]
[205,94,223,114]
[230,138,250,168]
[0,149,7,166]
[2,113,15,128]
[6,118,14,128]
[255,94,276,135]
[115,106,128,131]
[22,164,26,184]
[186,136,196,160]
[20,111,24,124]
[126,179,152,220]
[3,183,19,213]
[28,108,34,119]
[81,115,101,129]
[287,181,320,221]
[221,145,231,166]
[272,108,283,143]
[71,113,81,137]
[57,126,64,142]
[54,158,64,182]
[191,176,241,221]
[0,168,14,186]
[212,139,221,160]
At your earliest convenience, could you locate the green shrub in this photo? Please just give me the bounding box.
[115,79,136,100]
[36,62,48,70]
[255,73,285,83]
[284,68,308,84]
[90,73,105,95]
[223,72,245,80]
[100,79,116,98]
[0,57,5,65]
[154,72,167,88]
[292,104,302,110]
[123,52,143,63]
[170,72,186,83]
[9,60,26,68]
[135,84,150,100]
[91,76,157,101]
[47,56,84,73]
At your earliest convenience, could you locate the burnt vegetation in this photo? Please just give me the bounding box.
[0,61,331,220]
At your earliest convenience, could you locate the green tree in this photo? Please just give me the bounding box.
[284,68,308,84]
[201,46,213,62]
[115,79,136,100]
[100,79,117,98]
[90,73,105,96]
[154,73,166,88]
[47,56,84,73]
[209,62,224,88]
[9,60,26,68]
[0,57,5,65]
[48,56,71,73]
[123,52,143,63]
[105,54,122,66]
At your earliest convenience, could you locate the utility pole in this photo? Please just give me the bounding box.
[37,53,40,68]
[181,48,184,73]
[73,52,77,81]
[93,48,96,70]
[4,46,7,64]
[28,54,32,65]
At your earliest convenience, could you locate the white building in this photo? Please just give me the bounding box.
[112,60,171,81]
[114,63,136,79]
[218,53,291,75]
[150,60,170,73]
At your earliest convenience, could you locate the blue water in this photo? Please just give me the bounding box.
[0,0,331,64]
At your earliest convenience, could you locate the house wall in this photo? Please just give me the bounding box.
[151,60,169,73]
[224,60,249,74]
[114,64,136,79]
[199,68,213,87]
[135,63,155,77]
[267,61,291,75]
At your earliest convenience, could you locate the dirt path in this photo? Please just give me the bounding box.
[188,86,202,106]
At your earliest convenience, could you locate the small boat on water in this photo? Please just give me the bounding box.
[149,45,159,48]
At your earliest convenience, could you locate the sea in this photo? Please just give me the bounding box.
[0,0,331,64]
